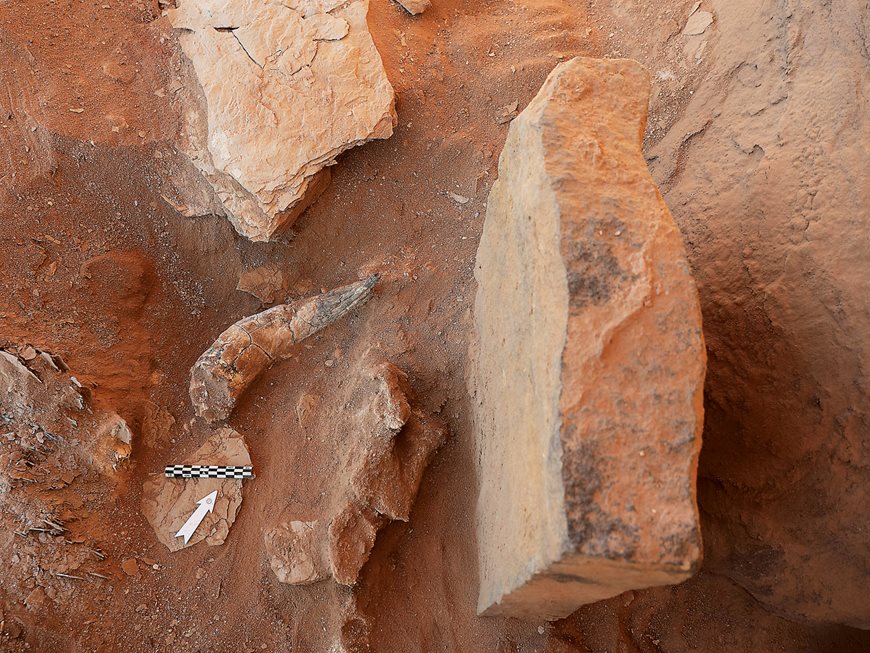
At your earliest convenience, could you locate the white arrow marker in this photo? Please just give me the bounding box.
[175,490,218,544]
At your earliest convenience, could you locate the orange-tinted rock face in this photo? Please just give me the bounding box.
[473,56,706,621]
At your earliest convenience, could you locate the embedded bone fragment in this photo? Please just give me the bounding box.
[473,57,706,621]
[265,358,446,586]
[168,0,396,241]
[190,275,380,422]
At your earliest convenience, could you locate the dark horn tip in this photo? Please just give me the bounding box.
[365,272,381,287]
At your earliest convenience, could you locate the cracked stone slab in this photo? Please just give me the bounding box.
[142,427,251,551]
[168,0,396,241]
[472,57,706,621]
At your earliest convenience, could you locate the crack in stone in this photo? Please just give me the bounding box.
[214,26,263,69]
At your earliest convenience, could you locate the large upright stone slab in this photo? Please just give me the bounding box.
[169,0,396,241]
[472,57,706,621]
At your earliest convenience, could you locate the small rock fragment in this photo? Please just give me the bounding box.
[496,100,519,124]
[683,9,713,35]
[236,266,289,304]
[393,0,430,15]
[265,519,330,584]
[142,427,251,551]
[121,558,139,576]
[327,503,385,585]
[19,345,37,361]
[24,587,47,610]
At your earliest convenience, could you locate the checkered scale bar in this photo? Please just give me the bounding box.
[164,465,254,479]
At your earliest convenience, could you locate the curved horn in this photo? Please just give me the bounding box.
[190,274,380,422]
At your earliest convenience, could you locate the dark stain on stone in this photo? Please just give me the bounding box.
[544,572,598,584]
[560,426,639,559]
[563,219,629,311]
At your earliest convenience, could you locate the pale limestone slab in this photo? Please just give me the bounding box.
[169,0,396,240]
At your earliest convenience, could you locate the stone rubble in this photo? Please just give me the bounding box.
[265,359,446,586]
[0,346,134,608]
[0,347,134,477]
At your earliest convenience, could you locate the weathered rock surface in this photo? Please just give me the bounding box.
[265,359,446,586]
[142,427,250,551]
[472,56,706,621]
[237,266,290,304]
[168,0,396,241]
[394,0,430,16]
[190,274,379,422]
[265,517,330,584]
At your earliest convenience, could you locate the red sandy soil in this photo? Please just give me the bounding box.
[1,0,868,651]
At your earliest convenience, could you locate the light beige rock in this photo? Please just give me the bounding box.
[168,0,396,241]
[393,0,430,16]
[265,519,330,584]
[142,427,250,551]
[472,57,706,621]
[683,9,714,35]
[327,502,385,585]
[237,266,290,304]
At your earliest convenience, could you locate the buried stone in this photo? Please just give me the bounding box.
[265,358,446,586]
[472,57,706,621]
